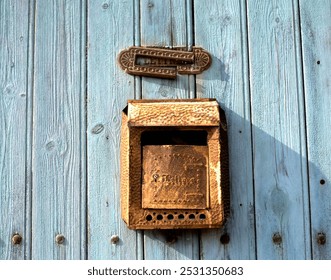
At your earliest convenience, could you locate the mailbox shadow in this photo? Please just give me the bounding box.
[138,56,229,101]
[143,107,326,260]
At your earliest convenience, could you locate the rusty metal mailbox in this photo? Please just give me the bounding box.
[120,99,229,229]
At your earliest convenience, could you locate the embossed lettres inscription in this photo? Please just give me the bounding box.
[142,145,209,209]
[156,174,199,187]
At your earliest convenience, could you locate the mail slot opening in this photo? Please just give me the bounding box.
[141,129,208,146]
[135,56,191,67]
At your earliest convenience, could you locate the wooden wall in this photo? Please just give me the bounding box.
[0,0,330,260]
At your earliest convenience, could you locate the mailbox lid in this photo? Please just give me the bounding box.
[127,99,220,127]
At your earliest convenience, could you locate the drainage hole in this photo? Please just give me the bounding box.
[146,215,153,221]
[199,214,206,220]
[189,214,195,220]
[178,214,184,220]
[167,214,174,220]
[156,214,163,220]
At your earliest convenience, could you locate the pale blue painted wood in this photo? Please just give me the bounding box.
[87,0,138,259]
[247,0,310,259]
[31,0,86,259]
[133,0,145,260]
[1,0,331,261]
[0,0,33,260]
[194,0,256,260]
[299,0,331,260]
[140,0,199,260]
[140,0,190,100]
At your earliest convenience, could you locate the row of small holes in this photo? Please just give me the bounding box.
[146,213,206,221]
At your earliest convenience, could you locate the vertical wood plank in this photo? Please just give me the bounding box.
[32,0,86,259]
[134,0,145,260]
[194,0,256,259]
[0,0,32,260]
[299,0,331,260]
[140,0,189,99]
[87,0,137,259]
[141,0,199,260]
[247,0,310,259]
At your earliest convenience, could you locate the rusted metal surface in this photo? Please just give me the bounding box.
[120,99,229,230]
[127,99,220,127]
[11,234,22,245]
[118,46,211,79]
[142,145,209,209]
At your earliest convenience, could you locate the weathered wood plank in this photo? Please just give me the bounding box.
[140,0,189,100]
[247,0,310,259]
[87,0,137,259]
[0,0,32,260]
[141,0,199,260]
[299,0,331,260]
[134,0,145,260]
[32,0,86,259]
[194,0,256,260]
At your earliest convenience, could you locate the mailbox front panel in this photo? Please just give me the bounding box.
[142,145,209,210]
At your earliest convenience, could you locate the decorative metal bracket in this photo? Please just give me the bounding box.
[118,46,212,79]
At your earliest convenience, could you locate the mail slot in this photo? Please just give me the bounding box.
[120,99,229,229]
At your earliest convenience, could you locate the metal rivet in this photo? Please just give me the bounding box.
[55,234,65,244]
[272,233,282,244]
[110,235,119,244]
[12,234,22,245]
[220,233,230,244]
[317,232,326,245]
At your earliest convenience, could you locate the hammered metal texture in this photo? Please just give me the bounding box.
[118,47,211,79]
[120,99,229,229]
[142,145,209,209]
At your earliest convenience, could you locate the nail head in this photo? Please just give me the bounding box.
[110,235,120,244]
[272,233,282,244]
[12,234,22,245]
[55,234,65,244]
[220,233,230,244]
[317,232,326,245]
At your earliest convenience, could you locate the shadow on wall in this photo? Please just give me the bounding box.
[137,55,228,100]
[141,107,325,260]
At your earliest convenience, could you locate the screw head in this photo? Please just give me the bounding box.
[12,234,22,245]
[55,234,65,244]
[110,235,120,244]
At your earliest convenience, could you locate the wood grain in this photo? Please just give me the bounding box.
[299,0,331,260]
[0,0,32,260]
[141,0,199,260]
[1,0,331,261]
[31,0,86,259]
[247,0,310,259]
[140,0,189,99]
[87,0,137,259]
[195,0,256,260]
